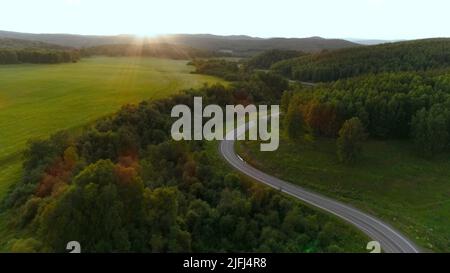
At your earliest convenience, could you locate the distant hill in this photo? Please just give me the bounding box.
[0,37,70,50]
[346,38,403,45]
[0,30,359,56]
[272,38,450,82]
[0,30,135,48]
[158,34,359,56]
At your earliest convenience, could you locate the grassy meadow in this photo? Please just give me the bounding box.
[237,137,450,252]
[0,57,224,199]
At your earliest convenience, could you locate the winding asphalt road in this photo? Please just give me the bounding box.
[219,120,421,253]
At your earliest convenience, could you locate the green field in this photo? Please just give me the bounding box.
[237,136,450,252]
[0,57,224,198]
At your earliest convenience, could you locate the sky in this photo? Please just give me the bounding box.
[1,0,449,39]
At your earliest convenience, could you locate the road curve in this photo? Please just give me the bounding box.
[219,122,421,253]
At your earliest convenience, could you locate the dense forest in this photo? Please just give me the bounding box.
[0,49,80,64]
[246,49,305,69]
[80,43,223,59]
[282,71,450,158]
[0,42,220,64]
[189,50,306,82]
[273,39,450,82]
[0,41,227,65]
[0,37,80,64]
[189,59,242,81]
[0,75,363,252]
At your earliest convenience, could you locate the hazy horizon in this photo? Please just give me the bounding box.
[1,0,449,40]
[0,28,413,43]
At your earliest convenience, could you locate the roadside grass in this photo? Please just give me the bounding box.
[0,56,225,199]
[237,136,450,252]
[204,141,369,252]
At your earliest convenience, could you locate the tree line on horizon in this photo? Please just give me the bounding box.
[0,41,229,65]
[0,49,80,64]
[80,43,227,59]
